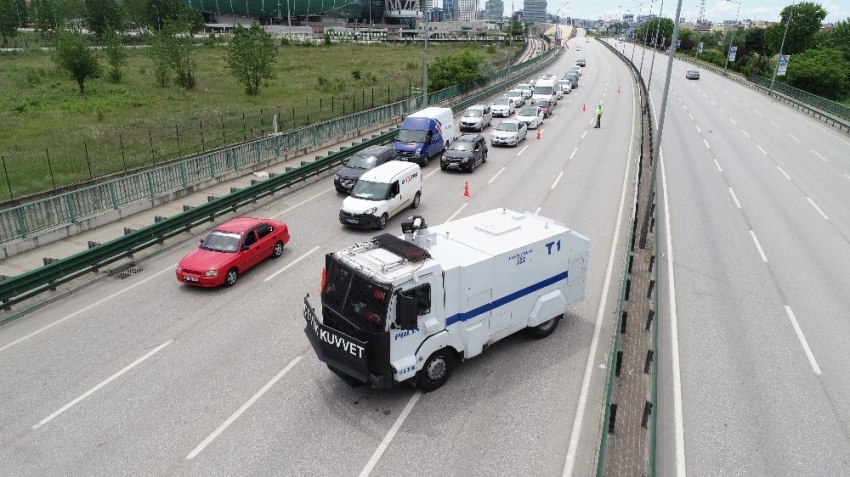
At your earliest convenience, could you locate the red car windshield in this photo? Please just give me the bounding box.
[200,231,241,253]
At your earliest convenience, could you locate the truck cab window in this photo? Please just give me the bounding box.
[412,284,431,315]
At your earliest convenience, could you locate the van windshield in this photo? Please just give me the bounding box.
[397,129,427,143]
[535,86,554,95]
[350,180,391,200]
[347,154,378,170]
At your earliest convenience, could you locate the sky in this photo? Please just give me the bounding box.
[505,0,850,24]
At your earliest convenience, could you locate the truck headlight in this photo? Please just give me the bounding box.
[364,207,377,215]
[204,270,219,277]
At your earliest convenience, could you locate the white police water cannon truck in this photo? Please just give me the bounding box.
[303,208,590,392]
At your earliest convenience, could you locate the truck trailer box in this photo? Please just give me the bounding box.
[304,208,589,391]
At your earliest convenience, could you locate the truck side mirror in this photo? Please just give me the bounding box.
[396,293,417,330]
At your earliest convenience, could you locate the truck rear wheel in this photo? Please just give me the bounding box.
[416,349,455,392]
[527,314,562,339]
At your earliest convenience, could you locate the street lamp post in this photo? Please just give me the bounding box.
[722,0,741,75]
[769,3,793,95]
[422,0,429,107]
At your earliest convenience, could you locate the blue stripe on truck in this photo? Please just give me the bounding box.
[445,271,569,327]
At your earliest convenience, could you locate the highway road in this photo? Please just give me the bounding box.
[0,33,641,476]
[611,39,850,475]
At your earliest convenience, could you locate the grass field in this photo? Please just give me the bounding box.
[0,39,518,202]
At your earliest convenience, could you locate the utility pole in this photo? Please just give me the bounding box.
[422,0,429,106]
[722,0,741,75]
[769,3,794,95]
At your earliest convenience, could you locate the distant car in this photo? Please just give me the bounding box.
[492,97,516,117]
[564,72,579,89]
[334,145,397,193]
[557,79,572,95]
[176,217,290,287]
[570,65,582,77]
[490,119,527,147]
[459,104,493,132]
[505,89,527,107]
[575,46,582,51]
[516,106,544,129]
[585,39,589,43]
[515,83,534,99]
[686,70,700,80]
[576,58,587,67]
[441,134,488,172]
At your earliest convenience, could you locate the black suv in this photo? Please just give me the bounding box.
[441,134,488,173]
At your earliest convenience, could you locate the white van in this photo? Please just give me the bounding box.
[339,161,422,230]
[531,78,558,106]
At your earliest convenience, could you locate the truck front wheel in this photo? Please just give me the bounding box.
[416,349,456,392]
[526,314,562,339]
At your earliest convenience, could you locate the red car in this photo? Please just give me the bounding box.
[176,217,290,287]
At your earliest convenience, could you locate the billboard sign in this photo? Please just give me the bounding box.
[697,41,703,54]
[728,46,738,62]
[777,55,790,76]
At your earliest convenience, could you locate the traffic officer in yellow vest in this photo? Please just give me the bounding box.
[594,104,603,128]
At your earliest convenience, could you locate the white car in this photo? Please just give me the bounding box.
[491,97,516,117]
[576,46,582,51]
[516,106,544,129]
[490,119,528,147]
[515,83,534,99]
[557,79,572,94]
[505,89,526,107]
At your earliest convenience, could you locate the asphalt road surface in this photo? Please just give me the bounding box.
[0,33,640,477]
[613,39,850,476]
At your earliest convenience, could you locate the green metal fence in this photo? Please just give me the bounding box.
[0,46,559,246]
[749,75,850,122]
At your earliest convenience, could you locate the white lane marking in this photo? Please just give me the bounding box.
[729,118,737,125]
[729,188,742,208]
[750,231,769,262]
[563,71,636,477]
[683,105,688,111]
[758,145,767,155]
[534,206,542,215]
[187,355,302,459]
[789,134,801,143]
[273,188,334,218]
[770,121,780,127]
[264,246,321,282]
[425,169,440,179]
[689,113,694,121]
[719,108,725,114]
[754,110,763,116]
[548,117,556,123]
[733,96,739,100]
[845,174,850,180]
[704,139,710,149]
[807,198,829,220]
[696,125,701,133]
[488,167,506,184]
[561,107,567,112]
[711,101,716,106]
[570,148,578,159]
[517,145,530,156]
[445,203,468,223]
[659,150,688,477]
[812,150,827,162]
[714,159,723,172]
[777,166,791,180]
[582,131,587,139]
[745,103,751,108]
[359,390,423,476]
[742,130,750,138]
[34,340,173,429]
[0,267,173,354]
[785,306,822,375]
[551,171,564,190]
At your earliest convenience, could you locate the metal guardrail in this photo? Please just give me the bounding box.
[0,45,562,311]
[673,55,850,134]
[0,46,559,246]
[749,75,850,121]
[0,130,397,309]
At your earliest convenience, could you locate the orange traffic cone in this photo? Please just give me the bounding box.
[582,103,586,112]
[463,181,471,198]
[536,128,541,139]
[617,86,621,93]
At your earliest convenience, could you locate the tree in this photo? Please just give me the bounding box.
[103,30,127,82]
[227,23,278,96]
[635,18,674,48]
[53,28,102,93]
[29,0,58,37]
[55,0,85,29]
[817,18,850,63]
[785,48,850,100]
[744,27,768,56]
[146,0,202,33]
[146,28,172,87]
[764,2,827,56]
[84,0,124,41]
[428,50,485,91]
[0,0,21,46]
[145,14,197,89]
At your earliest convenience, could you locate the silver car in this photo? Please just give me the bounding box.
[505,89,526,107]
[491,97,516,117]
[516,106,544,129]
[490,119,528,147]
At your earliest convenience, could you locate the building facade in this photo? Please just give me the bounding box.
[485,0,504,20]
[522,0,546,23]
[459,0,477,21]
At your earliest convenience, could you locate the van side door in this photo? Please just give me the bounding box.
[388,180,403,215]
